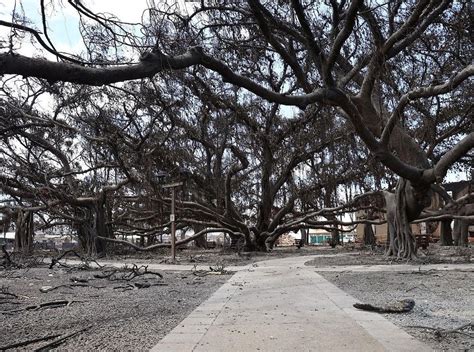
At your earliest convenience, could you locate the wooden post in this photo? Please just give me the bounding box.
[171,187,176,262]
[162,181,183,262]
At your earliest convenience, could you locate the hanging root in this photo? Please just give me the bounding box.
[387,179,417,259]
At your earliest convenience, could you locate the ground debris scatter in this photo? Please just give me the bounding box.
[1,246,472,351]
[320,269,473,351]
[305,245,473,267]
[0,265,230,351]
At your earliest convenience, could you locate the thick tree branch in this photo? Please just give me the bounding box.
[0,49,200,84]
[98,227,242,251]
[325,0,362,83]
[248,0,311,92]
[422,132,474,183]
[381,64,474,146]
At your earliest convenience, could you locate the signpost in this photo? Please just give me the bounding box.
[162,181,184,262]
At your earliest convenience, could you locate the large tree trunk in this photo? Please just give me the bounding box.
[385,180,431,259]
[229,233,242,250]
[14,210,34,254]
[254,230,268,251]
[193,224,208,248]
[439,220,453,246]
[77,201,111,255]
[330,228,340,246]
[453,219,468,247]
[355,97,433,259]
[363,223,376,246]
[297,228,308,248]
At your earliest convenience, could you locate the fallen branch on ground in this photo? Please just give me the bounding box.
[0,286,18,299]
[191,265,209,277]
[0,333,61,350]
[1,300,75,314]
[405,283,428,292]
[192,264,229,277]
[40,283,105,293]
[353,299,415,313]
[406,322,473,339]
[94,264,162,281]
[209,264,229,274]
[113,281,168,291]
[34,325,93,351]
[49,250,103,270]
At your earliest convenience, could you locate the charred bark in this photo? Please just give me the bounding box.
[439,220,453,246]
[76,200,111,256]
[193,225,208,248]
[297,228,308,248]
[363,223,376,246]
[385,180,431,259]
[453,219,468,247]
[14,210,34,254]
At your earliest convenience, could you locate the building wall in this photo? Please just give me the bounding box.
[276,233,297,246]
[356,222,441,244]
[309,234,332,245]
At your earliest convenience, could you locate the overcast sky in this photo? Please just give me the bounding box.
[0,0,199,56]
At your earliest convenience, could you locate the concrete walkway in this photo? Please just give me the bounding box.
[151,256,432,352]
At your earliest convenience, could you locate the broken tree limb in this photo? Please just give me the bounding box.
[40,283,105,293]
[34,325,93,351]
[192,264,229,277]
[0,333,61,350]
[0,286,18,299]
[113,283,135,292]
[353,299,415,313]
[94,264,162,281]
[406,322,473,338]
[133,281,168,289]
[49,250,103,270]
[96,227,238,251]
[1,300,74,314]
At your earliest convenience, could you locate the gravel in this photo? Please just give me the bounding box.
[0,266,230,351]
[1,245,472,351]
[318,269,473,351]
[305,245,473,267]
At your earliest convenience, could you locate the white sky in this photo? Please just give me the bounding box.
[0,0,199,56]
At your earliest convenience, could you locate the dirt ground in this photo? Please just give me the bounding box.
[0,244,472,351]
[304,244,473,267]
[305,244,473,351]
[0,262,230,351]
[103,245,320,266]
[318,270,473,351]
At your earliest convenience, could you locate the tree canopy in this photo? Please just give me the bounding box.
[0,0,472,256]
